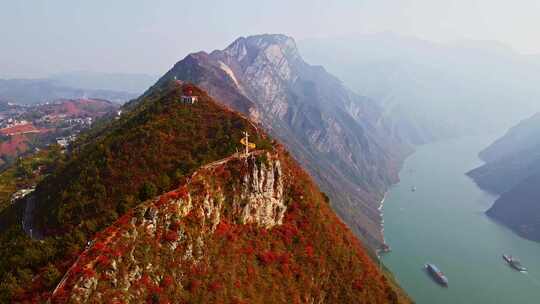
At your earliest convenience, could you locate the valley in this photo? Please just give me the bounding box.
[3,1,540,303]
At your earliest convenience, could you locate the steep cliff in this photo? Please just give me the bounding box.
[468,113,540,241]
[150,34,411,248]
[51,149,410,303]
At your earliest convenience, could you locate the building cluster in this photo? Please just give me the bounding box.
[65,117,93,126]
[0,118,29,129]
[38,114,68,124]
[56,134,78,148]
[180,95,198,104]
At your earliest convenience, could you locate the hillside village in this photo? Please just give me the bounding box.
[0,99,118,168]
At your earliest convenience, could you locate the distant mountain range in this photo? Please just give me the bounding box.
[300,33,540,142]
[147,34,412,248]
[468,113,540,241]
[0,78,137,105]
[0,70,157,106]
[50,71,157,94]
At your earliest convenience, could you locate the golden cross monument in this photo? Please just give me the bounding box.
[240,131,256,156]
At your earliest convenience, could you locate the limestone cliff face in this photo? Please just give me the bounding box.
[153,34,411,248]
[50,149,411,304]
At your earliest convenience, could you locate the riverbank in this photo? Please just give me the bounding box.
[382,135,540,304]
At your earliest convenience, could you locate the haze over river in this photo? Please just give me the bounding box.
[382,135,540,304]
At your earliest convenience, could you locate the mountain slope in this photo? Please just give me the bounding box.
[32,82,268,236]
[151,34,411,248]
[0,82,409,303]
[468,113,540,241]
[51,149,410,303]
[467,113,540,195]
[0,82,269,302]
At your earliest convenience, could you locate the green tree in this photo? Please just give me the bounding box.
[139,182,157,201]
[41,263,61,289]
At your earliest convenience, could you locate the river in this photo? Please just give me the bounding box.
[382,135,540,304]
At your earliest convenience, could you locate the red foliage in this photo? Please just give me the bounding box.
[96,255,111,268]
[305,245,314,258]
[231,297,248,304]
[352,278,364,291]
[161,275,173,288]
[189,280,202,292]
[169,221,181,231]
[82,268,95,278]
[0,134,30,156]
[189,264,207,276]
[164,230,178,242]
[155,195,169,207]
[117,213,132,226]
[71,264,83,275]
[0,123,40,135]
[275,223,298,245]
[240,246,255,256]
[93,241,106,252]
[257,251,289,266]
[215,220,232,237]
[176,186,190,199]
[209,281,222,292]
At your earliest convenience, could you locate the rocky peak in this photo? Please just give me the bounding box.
[222,34,300,66]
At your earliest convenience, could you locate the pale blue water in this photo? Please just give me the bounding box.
[382,136,540,304]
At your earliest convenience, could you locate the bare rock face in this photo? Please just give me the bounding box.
[153,34,411,248]
[236,154,286,228]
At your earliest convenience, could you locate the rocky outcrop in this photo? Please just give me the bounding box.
[236,154,286,228]
[50,147,411,304]
[152,34,411,248]
[51,151,287,302]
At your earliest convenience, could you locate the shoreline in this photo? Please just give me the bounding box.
[379,192,388,246]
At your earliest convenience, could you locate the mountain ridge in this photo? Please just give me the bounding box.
[50,147,410,303]
[0,81,410,302]
[152,33,411,248]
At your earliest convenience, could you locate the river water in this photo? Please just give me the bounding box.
[382,135,540,304]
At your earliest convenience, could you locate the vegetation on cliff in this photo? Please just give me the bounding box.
[52,149,410,303]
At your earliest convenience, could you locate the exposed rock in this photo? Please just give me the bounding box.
[236,154,286,228]
[52,151,288,302]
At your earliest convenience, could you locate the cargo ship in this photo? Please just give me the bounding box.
[425,263,448,286]
[503,254,527,272]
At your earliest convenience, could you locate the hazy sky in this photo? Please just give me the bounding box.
[2,0,539,78]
